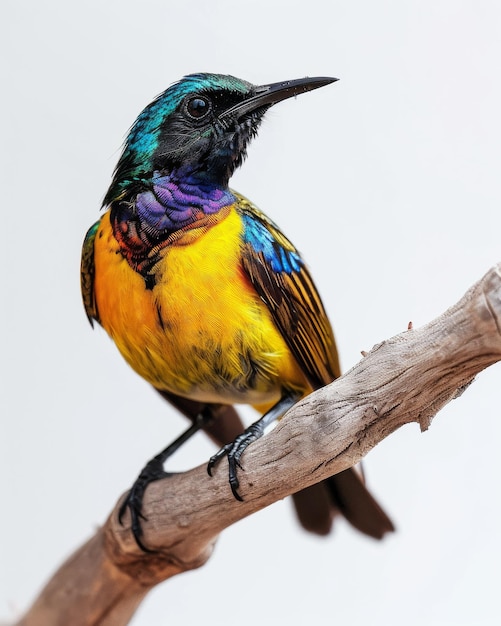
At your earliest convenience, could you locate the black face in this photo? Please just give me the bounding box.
[151,87,268,185]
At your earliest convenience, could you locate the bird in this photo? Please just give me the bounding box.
[81,72,394,550]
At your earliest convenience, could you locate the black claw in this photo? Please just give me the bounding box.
[231,486,244,502]
[118,457,168,552]
[207,422,266,500]
[207,444,231,476]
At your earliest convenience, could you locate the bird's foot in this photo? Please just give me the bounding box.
[118,415,210,552]
[207,421,266,501]
[118,457,169,552]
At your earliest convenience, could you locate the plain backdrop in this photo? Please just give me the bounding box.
[2,1,501,624]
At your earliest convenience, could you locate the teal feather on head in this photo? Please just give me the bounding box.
[126,74,252,167]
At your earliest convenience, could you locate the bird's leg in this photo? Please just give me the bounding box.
[119,408,212,552]
[207,392,300,501]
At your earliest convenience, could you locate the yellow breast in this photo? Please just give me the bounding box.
[92,205,308,404]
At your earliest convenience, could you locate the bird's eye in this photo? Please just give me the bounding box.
[185,96,212,120]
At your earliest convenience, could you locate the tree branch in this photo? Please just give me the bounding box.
[17,264,501,626]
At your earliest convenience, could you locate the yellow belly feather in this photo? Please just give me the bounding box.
[93,206,308,405]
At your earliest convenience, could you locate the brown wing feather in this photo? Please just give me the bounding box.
[236,194,340,389]
[80,219,101,326]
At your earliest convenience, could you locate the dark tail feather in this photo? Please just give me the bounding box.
[292,469,394,539]
[325,468,395,539]
[292,483,337,536]
[157,390,394,539]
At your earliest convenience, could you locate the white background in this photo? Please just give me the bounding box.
[2,1,501,624]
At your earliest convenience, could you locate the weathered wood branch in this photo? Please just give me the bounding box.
[17,264,501,626]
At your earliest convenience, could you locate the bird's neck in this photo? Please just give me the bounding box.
[109,170,236,280]
[138,170,235,228]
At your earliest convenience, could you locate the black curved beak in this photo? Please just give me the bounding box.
[220,76,338,121]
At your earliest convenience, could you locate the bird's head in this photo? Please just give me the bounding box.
[104,73,337,205]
